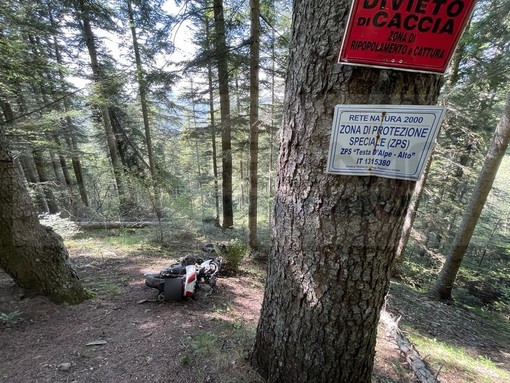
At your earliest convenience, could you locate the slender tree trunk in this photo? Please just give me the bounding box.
[213,0,234,229]
[250,1,442,381]
[127,0,161,220]
[205,18,220,224]
[446,16,471,88]
[235,75,242,117]
[50,150,67,189]
[27,36,71,214]
[77,0,127,216]
[33,149,60,214]
[14,157,29,190]
[54,136,74,189]
[189,78,206,229]
[248,0,260,249]
[430,92,510,300]
[268,20,276,233]
[68,136,89,207]
[0,125,88,304]
[48,141,66,188]
[19,154,50,213]
[13,86,59,214]
[239,159,244,209]
[395,156,433,264]
[47,6,89,208]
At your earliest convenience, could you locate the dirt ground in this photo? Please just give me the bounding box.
[0,242,508,383]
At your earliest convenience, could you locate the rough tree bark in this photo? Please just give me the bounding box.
[430,92,510,300]
[250,1,442,382]
[0,126,88,304]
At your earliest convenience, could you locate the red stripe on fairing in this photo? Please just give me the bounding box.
[187,272,196,283]
[184,271,196,297]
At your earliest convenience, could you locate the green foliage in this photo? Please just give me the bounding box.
[403,0,510,311]
[39,213,81,240]
[412,0,510,258]
[402,234,510,316]
[0,310,22,327]
[395,260,438,291]
[215,239,247,274]
[190,330,217,356]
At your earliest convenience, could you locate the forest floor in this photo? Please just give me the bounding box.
[1,228,509,383]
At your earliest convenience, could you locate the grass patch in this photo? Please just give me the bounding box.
[407,331,510,383]
[182,320,262,383]
[190,330,217,356]
[86,228,154,250]
[85,277,127,297]
[66,228,165,257]
[65,237,103,256]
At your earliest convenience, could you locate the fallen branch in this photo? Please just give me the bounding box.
[379,309,440,383]
[77,221,162,230]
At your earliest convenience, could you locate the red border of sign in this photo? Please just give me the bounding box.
[338,0,477,74]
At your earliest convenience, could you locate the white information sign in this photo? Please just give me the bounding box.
[327,105,445,180]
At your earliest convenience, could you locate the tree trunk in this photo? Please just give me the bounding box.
[189,78,206,229]
[430,92,510,300]
[248,0,260,249]
[239,159,244,209]
[54,136,74,189]
[8,87,55,214]
[213,0,234,229]
[127,0,161,220]
[77,0,127,215]
[50,146,67,188]
[268,20,276,234]
[250,1,442,381]
[446,16,471,87]
[19,153,50,213]
[26,36,70,215]
[205,17,221,224]
[48,6,89,208]
[0,126,88,304]
[61,130,90,208]
[394,156,433,268]
[33,148,60,214]
[49,147,71,215]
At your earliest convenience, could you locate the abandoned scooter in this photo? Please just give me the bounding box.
[144,254,222,302]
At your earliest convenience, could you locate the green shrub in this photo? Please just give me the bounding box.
[0,310,22,327]
[216,239,247,274]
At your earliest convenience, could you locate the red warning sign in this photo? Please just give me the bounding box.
[338,0,477,73]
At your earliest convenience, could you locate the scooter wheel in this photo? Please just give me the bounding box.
[157,293,166,302]
[164,277,183,301]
